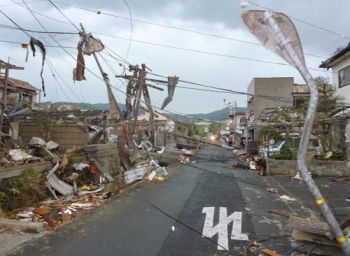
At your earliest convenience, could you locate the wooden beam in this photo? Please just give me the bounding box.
[0,162,54,179]
[0,60,24,70]
[261,249,282,256]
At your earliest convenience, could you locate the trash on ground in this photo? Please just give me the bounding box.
[279,195,297,201]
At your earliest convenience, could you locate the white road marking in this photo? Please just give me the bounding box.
[202,207,249,251]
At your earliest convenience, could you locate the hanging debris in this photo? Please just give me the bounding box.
[29,37,46,96]
[161,76,179,110]
[80,32,105,55]
[73,41,86,82]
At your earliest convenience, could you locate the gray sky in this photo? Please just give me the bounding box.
[0,0,349,116]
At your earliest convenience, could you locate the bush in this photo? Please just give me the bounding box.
[0,168,49,213]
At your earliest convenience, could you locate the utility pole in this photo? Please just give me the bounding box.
[0,59,24,134]
[241,10,350,254]
[79,23,123,121]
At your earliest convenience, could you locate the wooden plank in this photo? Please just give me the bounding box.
[333,207,350,216]
[288,216,332,237]
[0,162,54,179]
[261,249,282,256]
[339,214,350,230]
[291,230,339,247]
[268,209,290,218]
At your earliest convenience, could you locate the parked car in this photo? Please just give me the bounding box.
[260,134,323,159]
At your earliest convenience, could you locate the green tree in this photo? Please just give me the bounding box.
[209,122,220,133]
[261,76,344,150]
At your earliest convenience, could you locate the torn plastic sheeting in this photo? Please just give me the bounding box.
[124,166,149,184]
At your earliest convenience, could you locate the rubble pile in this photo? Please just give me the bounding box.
[232,150,266,176]
[0,135,173,234]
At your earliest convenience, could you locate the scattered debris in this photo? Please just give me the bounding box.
[279,195,297,201]
[294,172,312,181]
[261,249,282,256]
[124,166,149,184]
[268,209,290,218]
[288,216,338,247]
[266,187,278,193]
[9,149,33,161]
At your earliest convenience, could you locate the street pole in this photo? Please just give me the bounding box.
[264,10,350,254]
[79,23,123,121]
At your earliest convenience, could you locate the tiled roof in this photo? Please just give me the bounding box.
[0,75,39,91]
[319,42,350,69]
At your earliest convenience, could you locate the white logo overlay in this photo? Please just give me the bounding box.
[202,207,248,250]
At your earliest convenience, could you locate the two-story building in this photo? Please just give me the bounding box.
[246,77,294,142]
[319,43,350,106]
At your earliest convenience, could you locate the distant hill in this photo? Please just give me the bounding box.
[166,107,247,122]
[40,102,246,121]
[40,102,124,111]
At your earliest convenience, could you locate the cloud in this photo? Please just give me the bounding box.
[0,0,348,115]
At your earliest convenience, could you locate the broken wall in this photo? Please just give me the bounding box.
[266,158,349,176]
[19,123,90,152]
[73,144,124,190]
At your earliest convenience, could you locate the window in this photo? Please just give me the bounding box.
[338,65,350,88]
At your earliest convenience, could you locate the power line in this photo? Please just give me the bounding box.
[0,23,76,34]
[246,0,350,40]
[0,39,76,48]
[20,1,83,101]
[8,0,73,26]
[122,0,132,65]
[52,1,335,60]
[91,31,333,74]
[0,0,45,8]
[47,0,80,31]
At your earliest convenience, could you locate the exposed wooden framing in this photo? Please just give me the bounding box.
[0,59,24,134]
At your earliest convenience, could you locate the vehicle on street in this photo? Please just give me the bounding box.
[260,133,323,159]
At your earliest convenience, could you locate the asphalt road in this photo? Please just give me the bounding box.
[6,145,254,256]
[6,145,348,255]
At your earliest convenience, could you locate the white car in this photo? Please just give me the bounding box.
[260,135,323,159]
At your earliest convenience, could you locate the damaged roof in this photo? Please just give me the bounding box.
[0,75,40,92]
[319,42,350,69]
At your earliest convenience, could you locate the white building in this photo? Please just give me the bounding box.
[320,43,350,107]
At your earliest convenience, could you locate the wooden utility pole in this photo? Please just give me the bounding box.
[79,23,123,121]
[0,59,24,134]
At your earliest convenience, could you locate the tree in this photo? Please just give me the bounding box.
[261,76,345,151]
[209,122,220,133]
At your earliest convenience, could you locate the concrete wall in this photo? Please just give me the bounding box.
[246,77,294,141]
[19,123,91,152]
[267,158,348,176]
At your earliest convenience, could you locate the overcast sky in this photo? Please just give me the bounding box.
[0,0,349,116]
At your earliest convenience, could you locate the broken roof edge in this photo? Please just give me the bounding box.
[0,75,40,92]
[319,42,350,69]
